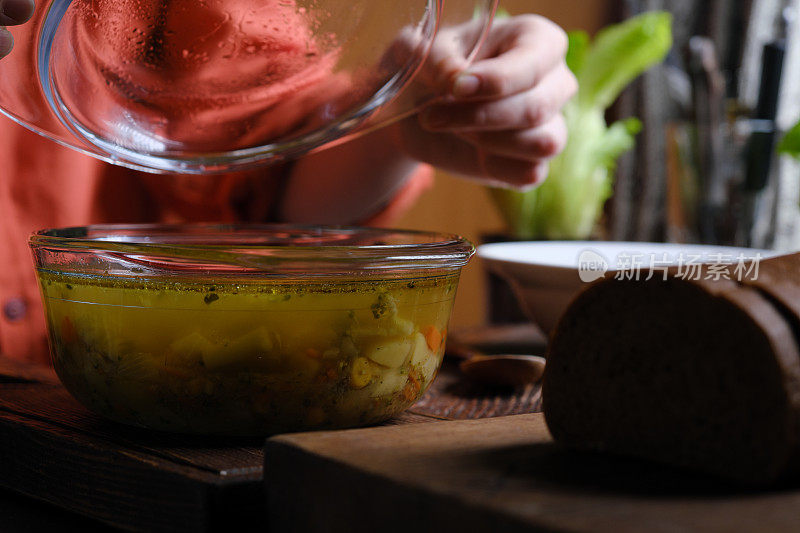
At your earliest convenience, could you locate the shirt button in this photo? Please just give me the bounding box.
[3,298,27,322]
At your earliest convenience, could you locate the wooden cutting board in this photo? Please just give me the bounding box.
[266,413,800,533]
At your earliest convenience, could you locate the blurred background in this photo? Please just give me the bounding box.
[395,0,800,330]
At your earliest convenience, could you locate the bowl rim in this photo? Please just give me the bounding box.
[477,240,777,271]
[30,223,475,277]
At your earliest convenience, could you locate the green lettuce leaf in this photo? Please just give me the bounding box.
[577,11,673,110]
[779,120,800,160]
[566,31,590,74]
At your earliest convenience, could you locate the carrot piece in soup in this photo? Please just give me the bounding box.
[423,325,442,352]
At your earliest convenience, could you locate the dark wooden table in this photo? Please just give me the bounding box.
[0,487,113,532]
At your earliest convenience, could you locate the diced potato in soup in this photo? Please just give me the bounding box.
[365,337,413,368]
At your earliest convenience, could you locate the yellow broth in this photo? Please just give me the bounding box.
[38,270,458,435]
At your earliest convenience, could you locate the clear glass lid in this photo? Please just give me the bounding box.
[1,0,497,174]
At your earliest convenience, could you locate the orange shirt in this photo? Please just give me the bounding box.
[0,120,432,364]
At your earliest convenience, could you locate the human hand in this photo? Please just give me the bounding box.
[396,15,577,190]
[0,0,35,58]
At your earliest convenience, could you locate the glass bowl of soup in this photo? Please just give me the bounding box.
[30,224,473,435]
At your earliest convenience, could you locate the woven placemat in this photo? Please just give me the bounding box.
[409,359,542,420]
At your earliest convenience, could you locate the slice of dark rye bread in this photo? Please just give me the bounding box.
[542,253,800,485]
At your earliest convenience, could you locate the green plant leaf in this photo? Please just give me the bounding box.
[779,120,800,160]
[577,11,673,110]
[595,117,641,171]
[566,31,590,75]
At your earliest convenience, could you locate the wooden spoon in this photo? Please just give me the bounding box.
[459,354,546,388]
